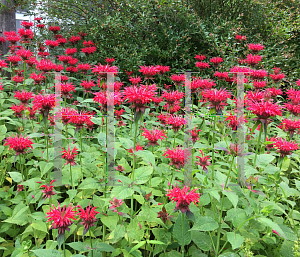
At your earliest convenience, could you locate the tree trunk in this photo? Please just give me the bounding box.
[0,0,16,56]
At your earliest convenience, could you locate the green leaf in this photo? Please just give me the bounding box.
[147,240,165,245]
[93,242,115,252]
[67,189,77,202]
[78,178,99,189]
[222,191,238,208]
[277,224,298,241]
[68,242,90,252]
[256,154,275,167]
[227,232,245,249]
[97,132,106,147]
[41,163,54,177]
[118,137,134,149]
[173,213,191,246]
[219,253,240,257]
[280,240,295,257]
[25,78,34,85]
[8,172,23,183]
[258,217,287,240]
[134,166,153,184]
[110,186,134,199]
[190,216,218,232]
[135,150,156,168]
[4,204,29,225]
[31,249,62,257]
[32,220,48,233]
[191,231,212,251]
[129,241,146,253]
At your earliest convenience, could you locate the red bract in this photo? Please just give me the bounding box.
[92,63,118,79]
[32,94,55,117]
[4,133,33,155]
[195,150,211,173]
[0,60,8,71]
[245,90,265,102]
[248,43,264,53]
[77,63,91,73]
[46,203,77,235]
[163,147,190,169]
[12,75,23,84]
[139,65,159,80]
[142,127,167,146]
[105,57,115,65]
[246,99,282,122]
[60,107,77,125]
[26,57,38,67]
[81,46,97,55]
[162,90,184,104]
[194,54,206,61]
[269,73,285,83]
[57,37,68,46]
[69,110,94,130]
[21,21,34,29]
[81,80,95,93]
[157,113,170,126]
[4,31,21,44]
[40,180,56,199]
[49,26,61,33]
[77,203,99,235]
[14,90,34,105]
[253,81,267,89]
[37,24,45,29]
[225,113,248,130]
[195,61,210,70]
[279,117,300,138]
[36,59,55,72]
[83,40,95,46]
[61,82,75,99]
[129,76,142,85]
[210,57,223,66]
[250,69,268,80]
[128,142,143,155]
[66,66,77,73]
[157,207,170,224]
[236,34,247,41]
[18,28,34,40]
[167,114,185,132]
[69,35,81,44]
[16,48,32,60]
[58,55,72,64]
[11,104,24,117]
[65,48,77,56]
[166,185,200,213]
[193,78,216,92]
[7,55,21,65]
[30,72,45,84]
[62,145,79,166]
[214,71,229,80]
[68,57,78,66]
[273,138,299,157]
[123,84,157,113]
[155,65,170,74]
[170,74,185,86]
[45,40,59,48]
[109,198,124,212]
[188,125,201,144]
[201,88,231,113]
[245,54,262,66]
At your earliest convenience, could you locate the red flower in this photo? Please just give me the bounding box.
[142,127,167,146]
[202,88,231,113]
[194,54,206,61]
[46,203,77,235]
[157,206,170,223]
[114,109,125,120]
[167,114,185,133]
[155,65,170,75]
[49,26,61,33]
[81,80,95,93]
[250,69,268,80]
[18,28,34,41]
[157,113,170,126]
[33,94,55,117]
[245,90,265,102]
[4,31,21,44]
[4,133,34,155]
[16,184,24,194]
[210,57,223,66]
[69,110,94,130]
[162,90,184,104]
[21,21,34,29]
[62,145,79,166]
[166,185,200,213]
[77,63,91,73]
[273,138,299,157]
[245,54,262,66]
[128,142,143,155]
[129,76,142,85]
[81,46,97,55]
[163,147,189,169]
[170,74,185,86]
[123,84,157,113]
[269,73,285,83]
[65,48,77,56]
[36,59,55,72]
[26,106,38,120]
[214,71,229,80]
[248,43,264,53]
[11,103,24,117]
[30,72,45,85]
[60,107,77,125]
[16,48,32,60]
[105,57,115,65]
[109,198,124,212]
[83,40,95,46]
[45,40,59,48]
[139,65,159,80]
[57,37,68,46]
[163,102,181,114]
[61,82,75,99]
[77,203,100,235]
[236,34,247,41]
[92,63,118,79]
[69,35,81,44]
[66,66,77,73]
[188,125,201,144]
[14,90,34,105]
[195,61,210,70]
[40,180,56,199]
[7,55,22,65]
[253,80,267,89]
[195,150,211,173]
[193,78,216,92]
[34,17,42,22]
[296,79,300,87]
[37,24,45,29]
[279,117,300,138]
[246,99,282,122]
[225,113,248,130]
[26,57,38,67]
[0,60,8,71]
[68,57,78,66]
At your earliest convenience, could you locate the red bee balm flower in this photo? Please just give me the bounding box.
[273,138,299,157]
[4,133,33,155]
[188,125,201,144]
[142,127,167,146]
[167,115,185,133]
[46,203,77,235]
[32,94,55,117]
[195,150,211,173]
[40,180,57,199]
[166,185,200,213]
[62,145,79,166]
[210,57,223,66]
[163,147,190,169]
[279,117,300,138]
[14,90,33,105]
[77,203,100,235]
[139,66,159,80]
[202,88,231,114]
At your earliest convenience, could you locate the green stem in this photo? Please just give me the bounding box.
[70,163,73,189]
[63,239,66,257]
[181,213,185,257]
[89,229,93,257]
[211,115,217,180]
[253,123,262,167]
[173,132,176,148]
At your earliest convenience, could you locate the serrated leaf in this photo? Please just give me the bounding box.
[8,172,23,183]
[191,231,212,251]
[32,220,48,233]
[222,191,238,208]
[134,166,153,184]
[68,242,90,252]
[258,217,287,240]
[227,232,245,249]
[173,213,191,246]
[135,150,156,168]
[31,249,62,257]
[190,216,218,232]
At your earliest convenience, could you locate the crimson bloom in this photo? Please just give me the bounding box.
[166,185,200,213]
[273,138,299,157]
[4,133,34,156]
[245,54,262,66]
[61,82,75,99]
[167,114,185,133]
[195,61,210,70]
[46,202,77,235]
[14,90,34,105]
[248,43,264,53]
[163,147,190,169]
[81,80,95,93]
[92,63,118,79]
[11,104,25,117]
[194,54,206,61]
[40,180,57,199]
[62,145,79,166]
[162,90,184,104]
[139,65,159,80]
[188,125,201,144]
[210,57,223,66]
[109,198,124,212]
[202,88,231,114]
[195,150,211,173]
[77,203,100,235]
[279,117,300,138]
[129,76,142,85]
[170,74,185,86]
[236,35,247,41]
[142,127,167,146]
[157,207,170,224]
[32,94,55,117]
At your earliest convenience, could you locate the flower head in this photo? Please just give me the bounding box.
[157,207,170,223]
[109,198,124,212]
[273,138,299,157]
[46,203,77,235]
[188,125,201,144]
[195,150,211,173]
[139,66,159,80]
[40,180,57,199]
[167,114,185,133]
[77,203,100,235]
[163,147,190,169]
[166,185,200,213]
[142,127,167,146]
[14,90,33,105]
[62,145,79,166]
[4,133,33,156]
[33,94,55,117]
[202,88,231,113]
